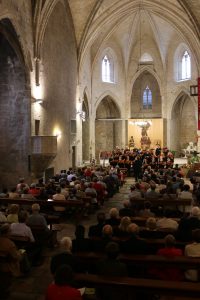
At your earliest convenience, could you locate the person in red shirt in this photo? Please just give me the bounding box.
[150,234,183,281]
[45,265,82,300]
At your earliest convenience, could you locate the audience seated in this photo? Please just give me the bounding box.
[114,216,131,237]
[106,208,120,227]
[27,204,48,229]
[92,224,114,252]
[156,210,179,231]
[72,225,91,252]
[88,212,106,237]
[50,237,80,275]
[16,178,29,194]
[0,224,21,277]
[8,187,19,199]
[185,229,200,281]
[139,217,166,239]
[128,184,143,203]
[0,210,7,222]
[46,265,82,300]
[145,183,160,199]
[95,242,128,300]
[28,183,41,198]
[53,187,66,212]
[85,183,97,205]
[150,234,183,281]
[138,201,155,217]
[7,204,19,223]
[10,211,35,242]
[21,187,36,199]
[177,206,200,241]
[120,223,147,254]
[96,241,128,276]
[27,204,54,246]
[119,200,133,217]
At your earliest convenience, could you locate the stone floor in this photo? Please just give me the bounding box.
[7,179,133,300]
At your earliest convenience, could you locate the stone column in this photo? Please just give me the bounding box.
[89,116,96,162]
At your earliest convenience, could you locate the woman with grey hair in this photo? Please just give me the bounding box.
[50,237,79,275]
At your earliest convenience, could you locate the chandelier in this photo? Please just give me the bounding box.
[129,120,152,128]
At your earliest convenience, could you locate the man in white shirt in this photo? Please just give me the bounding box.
[10,211,35,242]
[53,187,66,212]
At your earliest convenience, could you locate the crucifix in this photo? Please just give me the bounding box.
[190,78,200,152]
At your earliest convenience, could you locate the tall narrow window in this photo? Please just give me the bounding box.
[143,86,152,109]
[181,51,191,80]
[102,55,114,83]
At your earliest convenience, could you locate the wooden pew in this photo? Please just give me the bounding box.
[133,198,191,213]
[74,273,200,298]
[0,197,85,208]
[130,216,180,227]
[74,251,200,270]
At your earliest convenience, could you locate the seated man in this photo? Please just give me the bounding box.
[177,206,200,241]
[72,225,91,252]
[88,212,106,237]
[10,211,35,242]
[95,242,128,300]
[27,203,48,228]
[119,200,133,217]
[53,187,66,212]
[120,223,147,254]
[156,211,178,231]
[27,203,55,246]
[145,183,160,199]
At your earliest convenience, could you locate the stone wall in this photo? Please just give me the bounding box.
[0,34,31,188]
[40,2,77,173]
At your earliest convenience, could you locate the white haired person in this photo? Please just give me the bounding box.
[50,237,79,275]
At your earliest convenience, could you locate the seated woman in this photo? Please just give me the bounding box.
[113,216,131,237]
[7,204,19,223]
[45,265,82,300]
[149,234,183,281]
[106,208,120,227]
[139,217,167,239]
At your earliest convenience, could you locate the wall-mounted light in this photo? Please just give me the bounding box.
[53,127,62,139]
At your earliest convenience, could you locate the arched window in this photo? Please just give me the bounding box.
[143,86,152,109]
[102,55,114,83]
[181,51,191,80]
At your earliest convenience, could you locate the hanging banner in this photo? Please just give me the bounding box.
[198,78,200,130]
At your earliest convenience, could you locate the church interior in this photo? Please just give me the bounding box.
[0,0,200,187]
[1,0,200,299]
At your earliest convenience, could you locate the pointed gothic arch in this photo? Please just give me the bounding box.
[170,92,196,153]
[95,96,121,159]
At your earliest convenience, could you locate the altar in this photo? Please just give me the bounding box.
[128,118,164,149]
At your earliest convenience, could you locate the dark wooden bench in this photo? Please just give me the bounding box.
[130,216,180,227]
[74,251,200,270]
[74,273,200,298]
